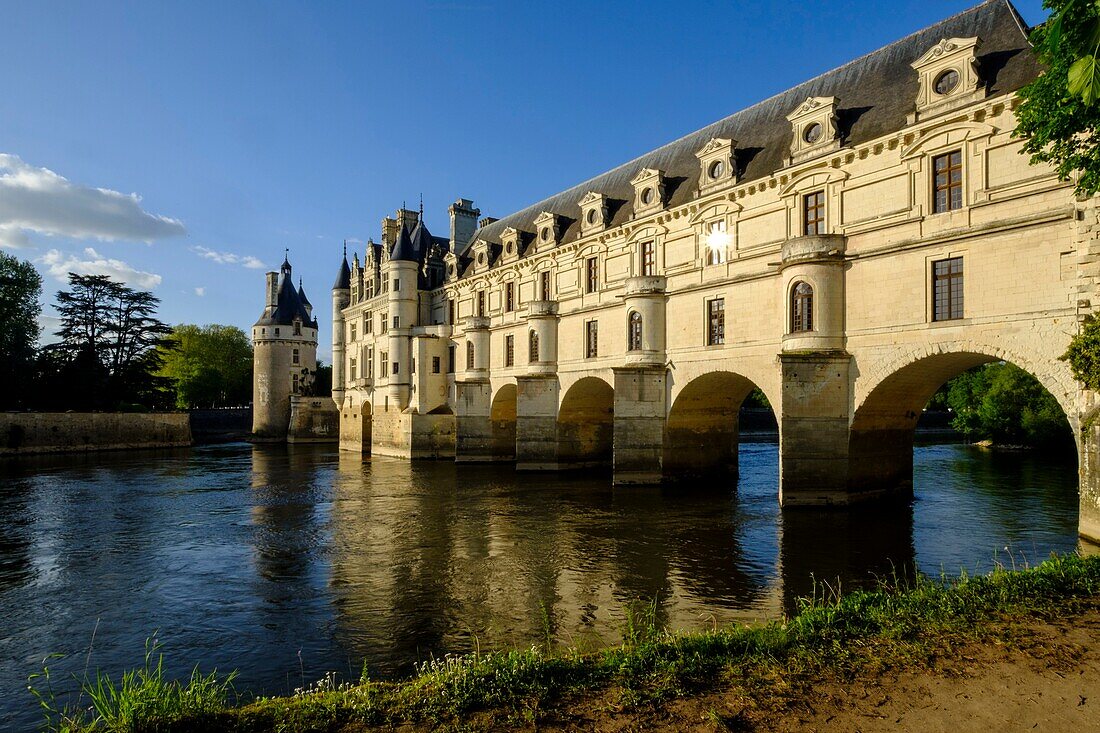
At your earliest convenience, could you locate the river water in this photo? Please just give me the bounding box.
[0,440,1081,729]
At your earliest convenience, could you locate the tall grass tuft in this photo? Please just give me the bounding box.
[28,635,237,732]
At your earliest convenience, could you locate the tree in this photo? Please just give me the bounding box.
[942,363,1071,448]
[158,324,253,408]
[0,252,42,409]
[1016,0,1100,196]
[50,274,172,409]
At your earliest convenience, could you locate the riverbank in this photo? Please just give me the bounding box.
[34,553,1100,732]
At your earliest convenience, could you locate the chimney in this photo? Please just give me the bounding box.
[266,272,278,309]
[397,207,419,233]
[449,198,480,253]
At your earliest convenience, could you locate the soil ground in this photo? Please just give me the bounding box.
[518,605,1100,732]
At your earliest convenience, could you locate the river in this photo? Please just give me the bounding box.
[0,440,1081,729]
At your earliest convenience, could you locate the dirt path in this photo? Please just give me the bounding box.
[532,607,1100,732]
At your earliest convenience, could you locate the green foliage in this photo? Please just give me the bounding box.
[30,554,1100,732]
[29,636,237,732]
[45,273,173,410]
[0,251,42,409]
[1062,314,1100,390]
[157,324,253,409]
[1015,0,1100,196]
[940,363,1070,447]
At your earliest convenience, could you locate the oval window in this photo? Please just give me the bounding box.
[641,187,654,205]
[803,123,823,144]
[934,69,959,95]
[708,160,725,179]
[541,228,550,241]
[586,209,597,224]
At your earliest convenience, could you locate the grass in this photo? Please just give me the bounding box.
[29,552,1100,732]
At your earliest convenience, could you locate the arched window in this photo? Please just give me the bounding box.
[529,330,539,363]
[790,281,814,333]
[628,311,643,351]
[466,340,475,370]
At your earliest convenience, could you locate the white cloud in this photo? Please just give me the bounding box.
[191,245,267,269]
[39,247,162,290]
[0,224,30,249]
[194,286,206,296]
[0,153,185,246]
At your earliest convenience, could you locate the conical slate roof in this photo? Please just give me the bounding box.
[333,256,351,290]
[297,279,312,307]
[254,260,319,329]
[390,223,418,262]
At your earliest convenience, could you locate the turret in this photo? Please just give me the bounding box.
[251,253,320,440]
[332,243,352,408]
[386,223,420,410]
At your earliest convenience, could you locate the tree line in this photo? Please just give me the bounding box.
[0,251,255,411]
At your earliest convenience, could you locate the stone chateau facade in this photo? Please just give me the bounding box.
[328,1,1100,542]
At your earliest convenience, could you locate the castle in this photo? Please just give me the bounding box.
[325,1,1100,542]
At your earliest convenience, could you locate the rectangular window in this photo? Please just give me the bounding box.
[585,320,598,358]
[707,298,725,345]
[364,314,372,334]
[411,358,416,373]
[505,281,515,312]
[292,374,299,394]
[432,356,441,374]
[448,345,456,373]
[585,257,599,293]
[804,191,825,236]
[932,257,964,321]
[349,358,357,381]
[705,220,728,265]
[477,291,485,317]
[448,299,455,325]
[640,240,655,276]
[294,321,302,336]
[529,330,539,363]
[274,327,280,336]
[381,313,388,334]
[392,361,399,375]
[367,349,373,378]
[466,341,474,370]
[380,351,388,377]
[393,278,400,291]
[540,271,552,300]
[505,334,515,367]
[292,348,300,365]
[933,150,963,213]
[393,315,399,329]
[350,323,357,341]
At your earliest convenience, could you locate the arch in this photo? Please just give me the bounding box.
[789,281,814,333]
[900,120,996,159]
[490,383,517,460]
[665,371,775,480]
[780,167,849,196]
[558,376,614,467]
[849,344,1078,496]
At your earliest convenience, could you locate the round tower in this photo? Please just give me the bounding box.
[252,254,320,440]
[386,220,427,411]
[332,244,351,408]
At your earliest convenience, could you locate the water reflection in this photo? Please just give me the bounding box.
[0,440,1080,730]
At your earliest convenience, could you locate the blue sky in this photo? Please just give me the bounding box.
[0,0,1047,361]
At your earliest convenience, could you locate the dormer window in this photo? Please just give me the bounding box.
[293,320,302,336]
[631,168,666,216]
[695,138,736,195]
[500,227,522,261]
[579,191,609,235]
[910,37,983,122]
[786,97,840,165]
[533,211,559,249]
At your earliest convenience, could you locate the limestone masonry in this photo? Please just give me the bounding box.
[310,1,1100,540]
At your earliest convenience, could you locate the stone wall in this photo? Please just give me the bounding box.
[0,413,191,455]
[287,397,339,444]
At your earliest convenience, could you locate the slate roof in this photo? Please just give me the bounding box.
[460,0,1037,258]
[255,262,319,328]
[333,254,351,290]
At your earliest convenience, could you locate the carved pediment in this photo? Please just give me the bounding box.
[631,167,663,186]
[786,97,840,165]
[912,37,977,67]
[579,191,605,206]
[911,37,983,122]
[695,137,737,192]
